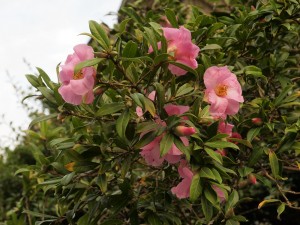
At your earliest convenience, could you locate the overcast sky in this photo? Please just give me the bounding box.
[0,0,122,148]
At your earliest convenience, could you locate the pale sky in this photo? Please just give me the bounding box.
[0,0,122,148]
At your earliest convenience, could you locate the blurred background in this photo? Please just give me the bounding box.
[0,0,122,149]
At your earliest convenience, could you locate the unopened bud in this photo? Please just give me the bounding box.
[174,126,196,136]
[252,118,263,126]
[215,149,227,156]
[248,173,257,185]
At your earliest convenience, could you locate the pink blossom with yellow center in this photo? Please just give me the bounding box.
[149,26,200,76]
[204,66,244,119]
[58,44,96,105]
[171,160,193,199]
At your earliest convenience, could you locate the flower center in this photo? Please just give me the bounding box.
[73,70,84,80]
[167,45,177,60]
[215,84,228,97]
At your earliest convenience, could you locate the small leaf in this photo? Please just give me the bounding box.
[258,199,280,209]
[26,74,40,88]
[165,8,178,28]
[89,20,110,50]
[205,141,239,150]
[96,173,107,193]
[116,109,130,143]
[28,113,58,129]
[277,203,285,219]
[201,44,222,51]
[190,173,202,201]
[204,147,223,164]
[269,151,279,178]
[96,102,125,117]
[246,128,261,142]
[199,167,215,180]
[160,133,174,156]
[201,195,213,221]
[74,58,103,75]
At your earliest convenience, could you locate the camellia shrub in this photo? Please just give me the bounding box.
[15,0,300,224]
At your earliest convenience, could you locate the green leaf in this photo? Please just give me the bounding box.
[89,20,110,50]
[165,8,178,28]
[168,61,198,76]
[201,195,213,221]
[100,219,123,225]
[160,133,174,156]
[121,155,132,179]
[190,173,202,201]
[274,85,294,107]
[174,136,191,161]
[154,82,165,116]
[246,128,261,142]
[205,141,239,150]
[96,102,125,117]
[202,44,222,51]
[23,210,57,219]
[175,83,194,97]
[244,65,267,81]
[135,131,158,149]
[37,87,56,104]
[123,40,138,58]
[225,190,239,213]
[199,167,215,180]
[204,147,223,164]
[74,58,103,75]
[26,74,40,88]
[116,109,130,143]
[269,151,279,178]
[118,18,131,33]
[225,219,239,225]
[37,67,54,89]
[154,53,169,65]
[28,113,58,129]
[248,147,264,166]
[61,172,75,185]
[96,173,107,193]
[144,27,158,54]
[277,203,285,219]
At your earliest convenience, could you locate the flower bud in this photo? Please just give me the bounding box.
[252,118,263,126]
[174,126,196,136]
[248,173,257,185]
[215,149,227,156]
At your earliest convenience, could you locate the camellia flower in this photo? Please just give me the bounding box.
[140,104,192,167]
[58,44,96,105]
[204,66,244,119]
[149,26,200,76]
[218,121,234,136]
[171,160,193,199]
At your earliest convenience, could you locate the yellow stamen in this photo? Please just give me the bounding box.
[215,84,228,97]
[73,70,84,80]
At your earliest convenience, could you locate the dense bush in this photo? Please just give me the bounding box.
[2,0,300,224]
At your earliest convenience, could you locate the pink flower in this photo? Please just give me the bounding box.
[140,104,191,166]
[212,185,226,202]
[58,44,96,105]
[171,160,193,199]
[149,26,200,76]
[218,121,234,136]
[204,66,244,119]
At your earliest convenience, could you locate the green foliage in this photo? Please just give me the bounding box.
[2,0,300,224]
